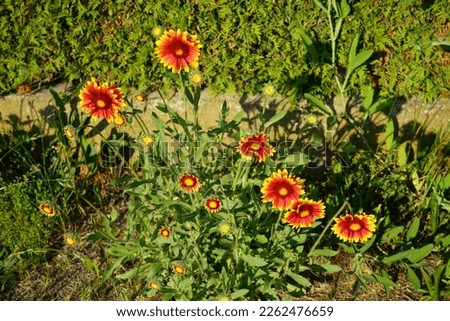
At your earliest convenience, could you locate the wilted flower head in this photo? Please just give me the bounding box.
[39,202,56,217]
[113,113,126,127]
[64,232,79,247]
[159,227,171,239]
[172,261,187,275]
[148,280,160,290]
[217,221,231,235]
[189,70,204,87]
[63,125,77,141]
[134,93,146,102]
[262,83,276,97]
[152,26,164,38]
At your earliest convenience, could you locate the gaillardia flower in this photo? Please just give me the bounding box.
[155,29,202,73]
[261,169,305,210]
[332,212,377,243]
[160,227,171,239]
[205,198,222,213]
[178,173,201,193]
[172,262,187,275]
[237,132,275,162]
[78,78,125,122]
[39,202,56,217]
[282,198,325,228]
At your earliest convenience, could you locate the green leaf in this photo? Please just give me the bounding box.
[407,244,434,264]
[381,226,404,243]
[255,234,268,244]
[309,249,338,257]
[116,267,138,280]
[102,256,125,282]
[184,86,194,105]
[382,249,415,264]
[406,217,421,241]
[397,143,408,167]
[443,173,450,189]
[313,0,327,12]
[263,110,287,129]
[361,85,374,111]
[299,30,319,62]
[317,263,342,273]
[361,273,397,287]
[348,50,373,74]
[241,253,268,267]
[440,234,450,247]
[340,0,351,17]
[366,97,395,116]
[304,93,333,116]
[230,289,249,300]
[404,264,421,290]
[286,271,312,287]
[359,234,376,253]
[385,117,396,150]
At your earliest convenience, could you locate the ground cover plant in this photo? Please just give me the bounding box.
[0,0,449,101]
[0,0,449,300]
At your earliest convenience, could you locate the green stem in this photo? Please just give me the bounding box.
[307,201,352,257]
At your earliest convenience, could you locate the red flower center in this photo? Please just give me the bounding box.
[350,223,362,231]
[171,42,189,58]
[297,204,313,217]
[250,142,260,150]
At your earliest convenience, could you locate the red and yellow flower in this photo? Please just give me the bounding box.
[237,132,275,163]
[282,198,325,228]
[331,212,377,243]
[155,29,202,73]
[178,173,201,193]
[39,202,56,217]
[78,78,125,122]
[159,227,171,239]
[205,197,222,213]
[261,169,305,210]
